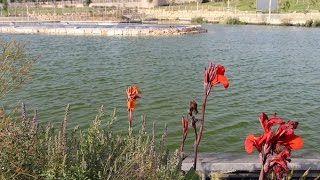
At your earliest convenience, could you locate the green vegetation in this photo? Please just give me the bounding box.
[312,19,320,26]
[280,0,291,12]
[0,39,187,180]
[280,18,294,26]
[305,19,314,26]
[0,39,35,99]
[158,0,320,13]
[304,19,320,27]
[224,17,246,24]
[191,16,206,24]
[0,0,9,12]
[0,0,320,17]
[271,18,320,27]
[0,105,185,179]
[1,39,319,179]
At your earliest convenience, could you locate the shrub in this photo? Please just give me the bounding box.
[191,17,205,24]
[312,19,320,27]
[2,0,8,11]
[224,17,246,25]
[280,0,291,12]
[0,39,35,99]
[0,104,183,179]
[304,19,320,27]
[280,19,293,26]
[305,19,313,27]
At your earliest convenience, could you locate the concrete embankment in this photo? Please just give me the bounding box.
[182,153,320,179]
[0,22,207,36]
[140,9,320,25]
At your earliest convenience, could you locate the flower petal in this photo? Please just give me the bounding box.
[259,112,269,132]
[245,134,255,154]
[280,134,304,150]
[210,65,229,89]
[211,74,229,88]
[269,116,282,125]
[219,75,229,88]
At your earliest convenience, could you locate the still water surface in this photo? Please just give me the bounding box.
[2,25,320,155]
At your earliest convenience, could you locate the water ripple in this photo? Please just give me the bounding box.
[2,25,320,154]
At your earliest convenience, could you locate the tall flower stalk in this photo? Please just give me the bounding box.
[21,103,27,127]
[126,86,140,133]
[180,63,229,170]
[245,113,304,180]
[192,63,229,170]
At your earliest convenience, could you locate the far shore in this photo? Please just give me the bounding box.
[1,6,320,27]
[138,9,320,26]
[0,20,208,36]
[0,3,320,27]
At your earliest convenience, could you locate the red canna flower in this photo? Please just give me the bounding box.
[127,86,140,111]
[245,133,259,153]
[244,113,304,180]
[259,113,282,133]
[245,132,272,154]
[277,134,304,150]
[245,113,282,154]
[274,121,304,151]
[211,65,229,89]
[204,64,229,90]
[127,86,141,131]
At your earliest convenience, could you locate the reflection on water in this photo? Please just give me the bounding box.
[2,24,320,154]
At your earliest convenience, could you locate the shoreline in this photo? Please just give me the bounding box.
[138,8,320,26]
[0,20,207,36]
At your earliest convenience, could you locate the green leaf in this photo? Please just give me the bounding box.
[184,167,201,180]
[286,168,294,180]
[299,168,310,180]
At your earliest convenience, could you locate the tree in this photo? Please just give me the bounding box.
[2,0,9,12]
[281,0,291,12]
[0,39,35,99]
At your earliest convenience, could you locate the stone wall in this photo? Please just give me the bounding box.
[182,153,320,179]
[139,9,320,24]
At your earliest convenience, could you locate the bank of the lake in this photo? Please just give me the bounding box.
[140,9,320,26]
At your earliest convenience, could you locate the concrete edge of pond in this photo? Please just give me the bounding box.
[0,21,207,36]
[181,153,320,178]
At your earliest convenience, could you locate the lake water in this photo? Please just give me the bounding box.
[1,24,320,155]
